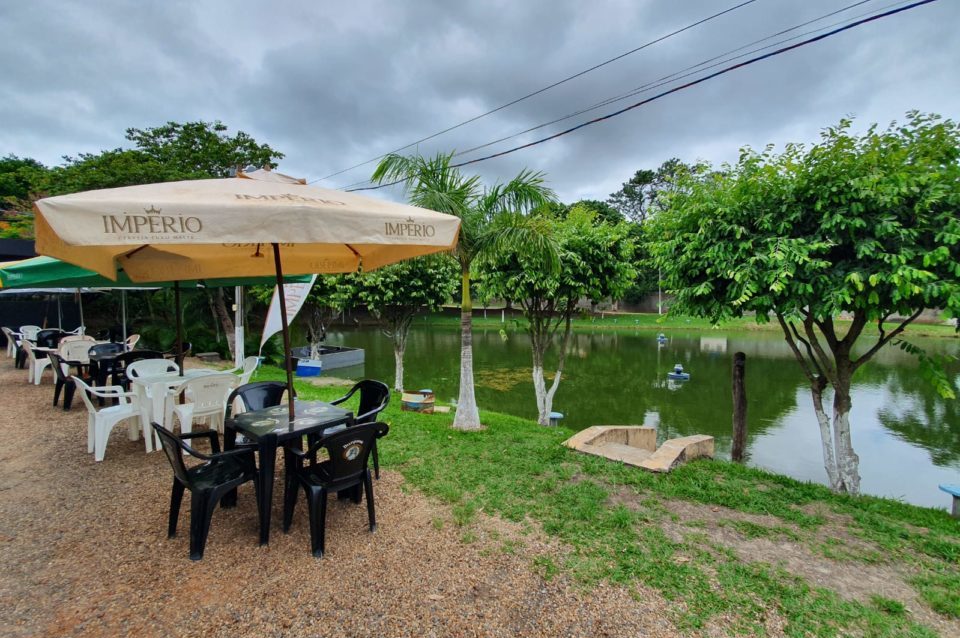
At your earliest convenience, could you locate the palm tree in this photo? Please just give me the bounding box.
[372,152,556,430]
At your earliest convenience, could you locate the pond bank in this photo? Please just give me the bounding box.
[272,367,960,636]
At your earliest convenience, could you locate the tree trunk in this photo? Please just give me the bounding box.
[213,288,236,360]
[393,325,407,392]
[831,377,860,494]
[453,264,481,430]
[809,377,841,491]
[531,314,572,426]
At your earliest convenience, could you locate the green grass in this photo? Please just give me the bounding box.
[255,365,959,636]
[421,310,959,338]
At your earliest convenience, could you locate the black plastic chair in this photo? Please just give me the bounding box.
[152,422,260,561]
[282,421,388,558]
[87,342,127,387]
[47,351,85,410]
[330,380,390,478]
[110,350,165,389]
[36,329,66,349]
[225,381,293,418]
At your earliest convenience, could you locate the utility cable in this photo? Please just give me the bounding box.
[451,0,900,161]
[347,0,937,191]
[309,0,760,184]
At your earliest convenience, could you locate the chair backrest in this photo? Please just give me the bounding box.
[127,358,179,379]
[354,380,390,423]
[72,377,99,415]
[152,423,195,488]
[60,334,95,344]
[238,356,260,385]
[19,325,41,340]
[227,381,291,415]
[2,326,16,341]
[66,326,86,335]
[176,374,238,416]
[36,329,66,349]
[22,339,43,364]
[113,350,164,368]
[125,334,141,349]
[60,339,95,363]
[47,352,71,384]
[89,342,125,358]
[307,422,388,482]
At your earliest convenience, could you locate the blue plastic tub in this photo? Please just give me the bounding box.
[295,359,322,377]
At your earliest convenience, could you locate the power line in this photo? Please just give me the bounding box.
[348,0,937,192]
[451,0,896,161]
[310,0,760,184]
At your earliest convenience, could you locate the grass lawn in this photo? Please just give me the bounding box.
[256,364,960,637]
[423,311,960,339]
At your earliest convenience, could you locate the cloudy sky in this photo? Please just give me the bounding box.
[2,0,958,203]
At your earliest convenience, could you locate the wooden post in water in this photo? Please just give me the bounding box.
[731,352,747,463]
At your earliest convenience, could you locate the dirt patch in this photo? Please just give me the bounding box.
[0,362,677,638]
[659,499,959,636]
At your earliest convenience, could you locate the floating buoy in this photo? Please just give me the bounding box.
[667,363,690,381]
[548,411,564,426]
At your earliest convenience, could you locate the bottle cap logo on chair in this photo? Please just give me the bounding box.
[342,440,364,461]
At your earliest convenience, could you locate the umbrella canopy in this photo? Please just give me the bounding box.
[33,171,460,282]
[33,170,460,417]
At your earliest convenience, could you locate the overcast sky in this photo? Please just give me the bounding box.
[2,0,958,203]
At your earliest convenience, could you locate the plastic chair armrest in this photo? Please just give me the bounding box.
[179,429,221,454]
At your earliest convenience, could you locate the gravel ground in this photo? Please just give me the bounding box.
[0,360,677,638]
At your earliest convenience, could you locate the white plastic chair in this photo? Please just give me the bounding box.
[127,358,180,380]
[66,326,86,335]
[60,334,95,345]
[59,339,96,364]
[73,378,143,462]
[22,339,51,384]
[1,327,19,357]
[19,325,41,341]
[125,334,141,350]
[226,356,261,386]
[166,373,238,436]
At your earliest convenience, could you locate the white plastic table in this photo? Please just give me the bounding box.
[131,369,219,451]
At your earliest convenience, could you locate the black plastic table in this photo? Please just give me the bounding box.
[223,400,353,545]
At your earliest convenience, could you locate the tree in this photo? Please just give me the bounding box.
[357,255,458,391]
[372,152,557,431]
[478,205,635,425]
[607,158,706,224]
[648,112,960,494]
[44,120,285,359]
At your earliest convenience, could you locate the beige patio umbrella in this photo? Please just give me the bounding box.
[33,169,460,418]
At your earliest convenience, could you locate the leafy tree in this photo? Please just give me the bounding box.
[648,112,960,494]
[44,120,285,358]
[356,255,459,391]
[0,155,48,212]
[607,158,705,224]
[372,152,557,431]
[478,206,635,425]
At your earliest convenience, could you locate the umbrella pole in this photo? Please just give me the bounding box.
[78,288,85,329]
[174,281,183,375]
[272,243,296,421]
[121,290,127,342]
[57,295,62,329]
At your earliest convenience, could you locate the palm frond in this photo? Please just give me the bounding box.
[476,213,560,274]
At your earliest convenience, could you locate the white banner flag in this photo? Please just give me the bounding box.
[259,275,318,352]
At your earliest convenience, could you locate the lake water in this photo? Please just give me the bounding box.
[322,323,960,509]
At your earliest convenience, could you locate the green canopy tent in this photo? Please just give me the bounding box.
[0,256,311,362]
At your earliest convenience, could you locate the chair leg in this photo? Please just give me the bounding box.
[364,469,377,532]
[282,473,299,533]
[53,380,63,407]
[63,382,76,410]
[372,440,380,480]
[188,491,218,561]
[168,480,185,537]
[307,487,328,558]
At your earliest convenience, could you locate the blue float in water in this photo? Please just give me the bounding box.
[667,363,690,381]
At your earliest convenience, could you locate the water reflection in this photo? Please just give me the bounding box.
[324,325,960,507]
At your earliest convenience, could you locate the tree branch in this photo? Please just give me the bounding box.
[776,313,819,384]
[852,308,924,370]
[801,312,837,384]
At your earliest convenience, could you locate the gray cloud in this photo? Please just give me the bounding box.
[2,0,957,203]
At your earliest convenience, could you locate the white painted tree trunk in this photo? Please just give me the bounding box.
[809,381,860,494]
[531,315,571,426]
[393,336,406,392]
[453,267,481,430]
